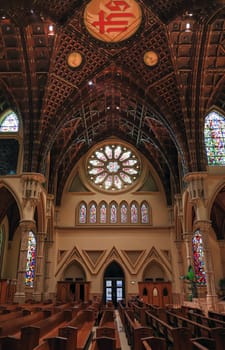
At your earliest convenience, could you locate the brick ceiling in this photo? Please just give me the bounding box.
[0,0,225,206]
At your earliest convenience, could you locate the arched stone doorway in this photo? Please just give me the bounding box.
[103,261,125,307]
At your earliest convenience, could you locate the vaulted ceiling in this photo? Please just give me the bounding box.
[0,0,225,206]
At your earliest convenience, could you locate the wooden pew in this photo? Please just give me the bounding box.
[188,311,225,328]
[190,337,216,349]
[145,303,167,321]
[181,305,203,316]
[166,310,225,350]
[145,310,193,350]
[208,310,225,322]
[33,336,68,350]
[2,308,73,350]
[141,336,166,350]
[0,308,31,323]
[91,309,121,350]
[123,309,153,350]
[58,309,95,350]
[129,301,148,326]
[0,309,51,336]
[90,336,116,350]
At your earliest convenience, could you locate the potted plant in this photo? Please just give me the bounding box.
[180,265,198,301]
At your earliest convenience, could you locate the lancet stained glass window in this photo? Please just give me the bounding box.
[192,230,206,285]
[90,203,97,223]
[141,202,149,224]
[204,110,225,165]
[120,203,128,224]
[100,202,107,223]
[25,231,36,287]
[87,142,141,192]
[79,203,87,223]
[0,110,19,132]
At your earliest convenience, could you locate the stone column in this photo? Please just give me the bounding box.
[197,220,218,310]
[182,232,193,267]
[43,239,55,301]
[14,220,35,304]
[174,239,185,305]
[33,232,46,301]
[218,240,225,277]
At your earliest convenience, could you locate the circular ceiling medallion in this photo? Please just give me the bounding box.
[84,0,142,43]
[67,52,83,68]
[143,50,159,67]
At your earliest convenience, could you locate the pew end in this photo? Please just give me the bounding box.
[141,336,167,350]
[191,337,216,350]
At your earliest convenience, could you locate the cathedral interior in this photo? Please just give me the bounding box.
[0,0,225,313]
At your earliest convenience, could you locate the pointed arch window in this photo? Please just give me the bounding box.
[141,201,149,224]
[204,110,225,165]
[0,110,19,132]
[25,231,36,287]
[79,202,87,224]
[89,202,97,223]
[0,109,20,175]
[100,202,107,223]
[131,202,138,223]
[120,202,128,224]
[192,229,206,285]
[110,202,118,223]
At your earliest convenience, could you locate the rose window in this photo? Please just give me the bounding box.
[87,143,141,192]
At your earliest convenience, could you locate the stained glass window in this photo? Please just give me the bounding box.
[100,202,107,223]
[131,202,138,223]
[78,201,150,225]
[120,203,128,224]
[141,202,149,224]
[79,203,87,223]
[0,110,19,132]
[25,231,36,287]
[87,142,141,192]
[90,202,97,223]
[204,110,225,165]
[192,230,206,285]
[110,203,117,223]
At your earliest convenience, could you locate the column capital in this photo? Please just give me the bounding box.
[194,220,212,233]
[22,172,45,208]
[19,219,36,232]
[183,171,208,206]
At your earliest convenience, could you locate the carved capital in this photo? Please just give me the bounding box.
[183,172,208,205]
[22,173,45,208]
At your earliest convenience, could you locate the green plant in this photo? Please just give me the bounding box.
[180,265,198,299]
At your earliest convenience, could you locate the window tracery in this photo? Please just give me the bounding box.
[192,229,206,285]
[204,110,225,165]
[0,110,19,133]
[78,200,151,225]
[86,142,141,192]
[25,231,36,287]
[79,202,87,224]
[0,109,20,175]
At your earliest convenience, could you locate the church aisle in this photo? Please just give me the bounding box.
[115,309,131,350]
[88,309,131,350]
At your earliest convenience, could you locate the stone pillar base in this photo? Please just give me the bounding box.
[206,294,218,311]
[43,292,57,302]
[32,292,43,302]
[13,292,26,304]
